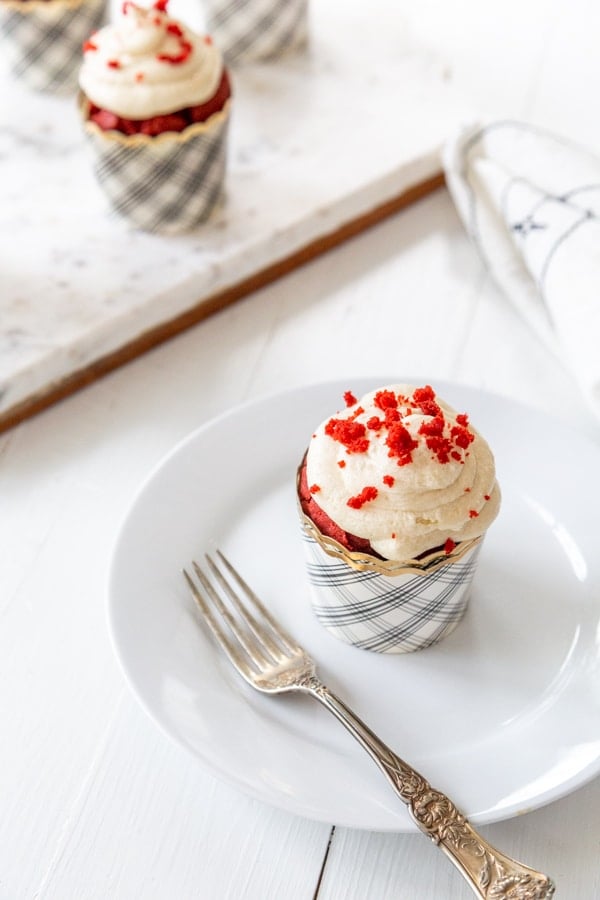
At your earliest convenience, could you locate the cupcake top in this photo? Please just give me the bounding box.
[79,0,223,119]
[305,384,500,561]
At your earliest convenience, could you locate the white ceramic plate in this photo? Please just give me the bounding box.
[108,379,600,832]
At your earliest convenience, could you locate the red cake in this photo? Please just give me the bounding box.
[78,0,232,232]
[87,64,231,136]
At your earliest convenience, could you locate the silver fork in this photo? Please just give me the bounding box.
[183,550,555,900]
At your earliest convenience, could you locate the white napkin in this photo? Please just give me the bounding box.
[443,121,600,416]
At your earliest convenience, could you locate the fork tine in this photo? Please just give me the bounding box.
[191,562,274,670]
[205,554,290,662]
[214,549,303,655]
[182,569,255,680]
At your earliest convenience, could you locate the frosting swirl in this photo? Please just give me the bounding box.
[305,384,500,561]
[79,1,224,118]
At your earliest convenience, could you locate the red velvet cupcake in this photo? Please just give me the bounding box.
[79,0,232,233]
[298,384,501,653]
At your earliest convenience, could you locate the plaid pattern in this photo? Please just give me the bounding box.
[82,108,230,234]
[302,534,482,654]
[0,0,106,92]
[204,0,308,64]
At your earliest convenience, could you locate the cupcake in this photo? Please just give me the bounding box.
[78,0,232,233]
[0,0,106,92]
[298,384,501,653]
[203,0,308,65]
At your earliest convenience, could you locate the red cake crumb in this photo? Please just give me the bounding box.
[412,385,441,418]
[157,38,192,64]
[374,389,398,411]
[324,417,369,454]
[382,474,395,487]
[343,390,357,407]
[419,414,445,437]
[451,424,474,450]
[469,509,479,518]
[386,422,418,466]
[412,385,435,404]
[444,538,456,554]
[347,486,378,509]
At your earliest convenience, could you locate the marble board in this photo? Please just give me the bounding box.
[0,0,470,431]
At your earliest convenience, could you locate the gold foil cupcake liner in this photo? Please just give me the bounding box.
[299,509,481,575]
[79,95,231,147]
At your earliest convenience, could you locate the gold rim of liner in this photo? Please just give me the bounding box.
[300,511,481,576]
[296,468,481,576]
[2,0,94,13]
[78,94,231,148]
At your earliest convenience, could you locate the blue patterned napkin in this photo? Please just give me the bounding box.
[444,121,600,416]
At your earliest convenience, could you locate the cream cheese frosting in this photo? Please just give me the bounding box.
[305,384,500,560]
[79,1,223,119]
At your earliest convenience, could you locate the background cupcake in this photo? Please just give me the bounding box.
[202,0,308,64]
[298,384,501,653]
[79,0,231,233]
[0,0,106,92]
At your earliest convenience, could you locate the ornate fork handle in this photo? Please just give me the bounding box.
[302,676,555,900]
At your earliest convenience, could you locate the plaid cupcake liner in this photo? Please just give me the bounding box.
[300,515,483,654]
[204,0,308,64]
[80,100,231,234]
[0,0,106,92]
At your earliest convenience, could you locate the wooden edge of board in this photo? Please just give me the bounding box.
[0,171,445,435]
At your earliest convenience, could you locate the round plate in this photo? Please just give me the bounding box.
[108,378,600,831]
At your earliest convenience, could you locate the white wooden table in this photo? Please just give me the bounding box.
[2,2,600,897]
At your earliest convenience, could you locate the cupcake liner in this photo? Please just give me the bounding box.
[0,0,106,92]
[203,0,308,64]
[80,99,231,234]
[299,507,483,654]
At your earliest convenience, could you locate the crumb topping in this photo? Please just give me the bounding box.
[347,486,379,509]
[305,383,499,561]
